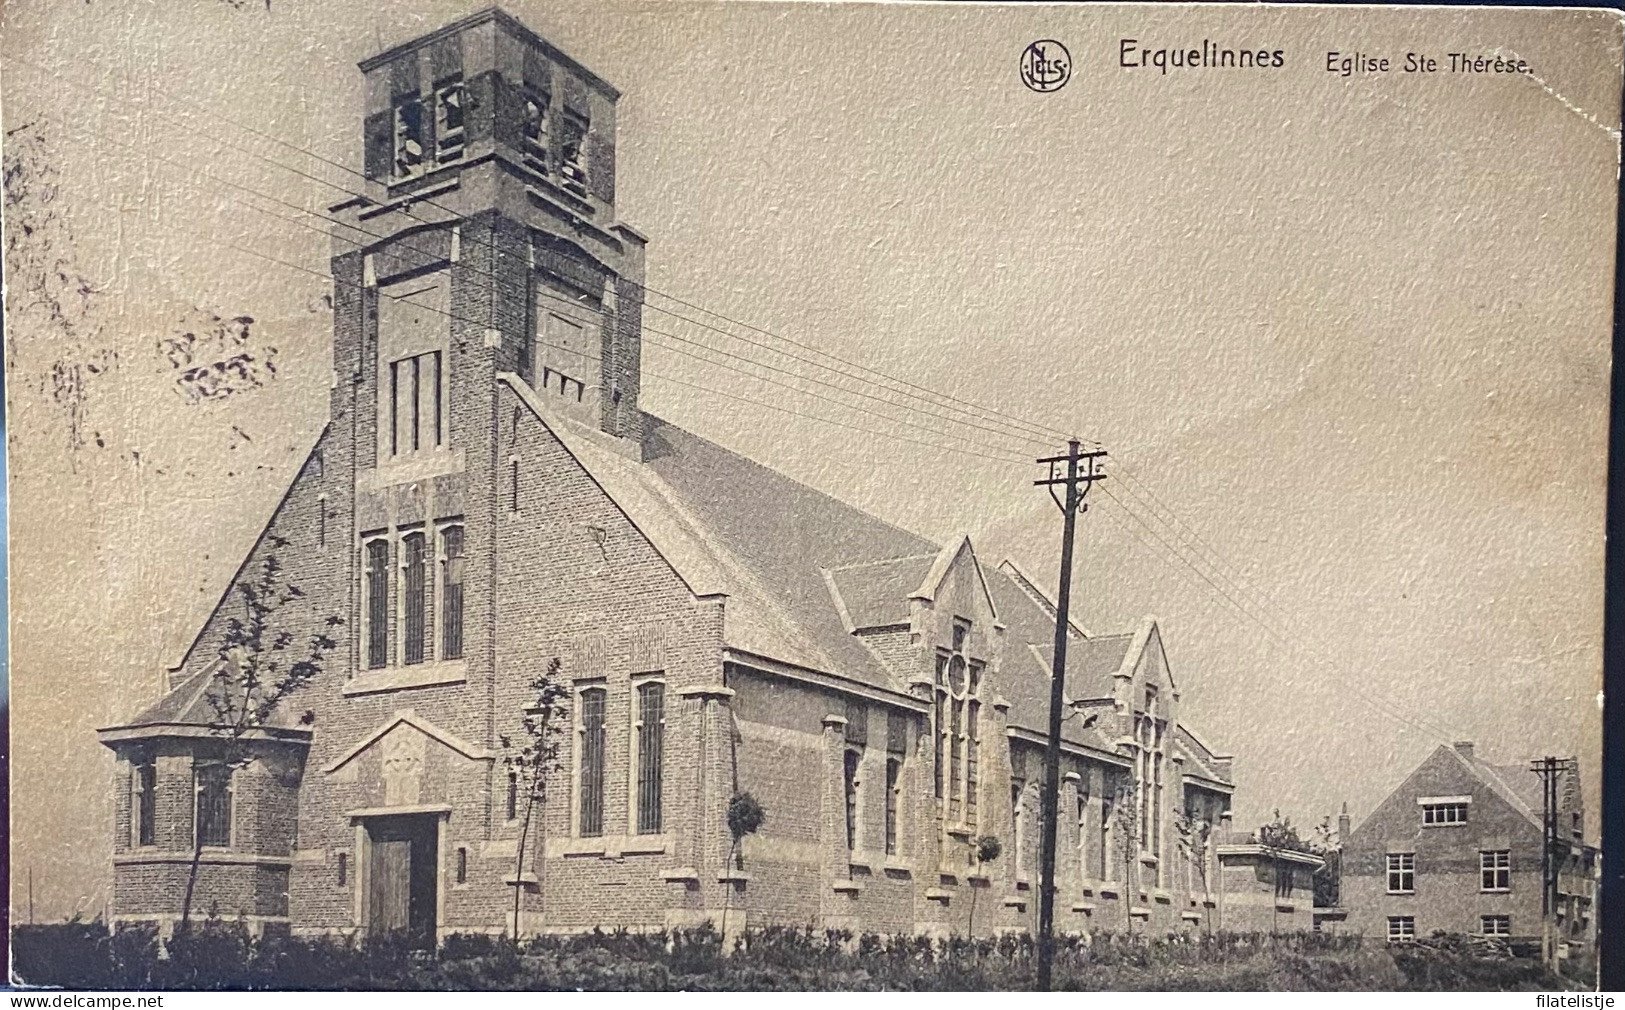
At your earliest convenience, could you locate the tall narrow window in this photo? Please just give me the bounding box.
[393,99,425,179]
[402,531,426,665]
[194,762,233,849]
[885,712,906,857]
[510,459,520,512]
[365,538,389,669]
[337,852,348,886]
[932,654,947,799]
[1011,779,1026,876]
[578,688,606,837]
[389,352,443,457]
[936,620,981,827]
[635,682,665,834]
[455,847,468,884]
[435,81,466,163]
[520,92,551,173]
[844,749,862,851]
[440,525,465,660]
[1076,789,1089,884]
[558,116,588,197]
[132,755,156,848]
[506,770,519,821]
[884,758,902,856]
[1099,794,1113,879]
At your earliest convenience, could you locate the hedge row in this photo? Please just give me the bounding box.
[9,919,1566,991]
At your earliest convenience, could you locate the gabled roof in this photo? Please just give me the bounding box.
[500,374,1229,770]
[825,554,937,632]
[1441,746,1548,828]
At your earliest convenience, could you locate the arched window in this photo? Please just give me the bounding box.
[402,531,427,665]
[634,681,665,834]
[935,618,982,827]
[439,524,465,660]
[577,687,607,837]
[194,761,233,849]
[364,537,390,669]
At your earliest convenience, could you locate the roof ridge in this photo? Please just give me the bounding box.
[826,552,942,575]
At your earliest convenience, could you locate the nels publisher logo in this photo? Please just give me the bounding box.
[1020,39,1071,92]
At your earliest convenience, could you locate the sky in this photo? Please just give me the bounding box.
[2,0,1618,920]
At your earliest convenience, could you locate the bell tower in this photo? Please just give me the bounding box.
[331,7,648,455]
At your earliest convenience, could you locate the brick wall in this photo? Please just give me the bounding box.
[1342,745,1545,940]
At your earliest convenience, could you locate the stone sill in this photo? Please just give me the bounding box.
[1153,890,1173,904]
[832,881,863,895]
[504,873,539,888]
[1181,911,1203,922]
[661,867,700,884]
[1002,897,1028,910]
[1140,853,1160,867]
[114,851,292,868]
[344,661,467,696]
[1097,884,1122,899]
[1130,906,1153,918]
[718,872,750,884]
[965,873,990,887]
[1071,903,1096,913]
[547,833,671,860]
[924,887,952,903]
[359,447,467,490]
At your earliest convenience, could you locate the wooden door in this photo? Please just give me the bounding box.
[367,816,437,946]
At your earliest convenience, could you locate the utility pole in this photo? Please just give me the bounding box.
[1531,756,1578,968]
[1034,440,1106,991]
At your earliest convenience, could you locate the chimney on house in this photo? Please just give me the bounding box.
[1453,741,1475,761]
[1337,801,1351,844]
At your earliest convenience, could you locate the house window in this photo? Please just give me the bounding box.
[935,620,981,827]
[1387,852,1415,894]
[1422,802,1468,826]
[389,351,443,456]
[401,531,427,665]
[455,847,468,884]
[843,749,862,851]
[434,80,465,163]
[1481,850,1510,891]
[337,852,348,886]
[194,762,233,849]
[1480,914,1510,936]
[440,524,464,660]
[1386,916,1415,943]
[131,755,156,848]
[393,99,426,179]
[634,681,665,835]
[364,538,390,669]
[578,687,607,837]
[510,458,520,512]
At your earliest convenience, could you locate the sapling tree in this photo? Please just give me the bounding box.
[1108,780,1142,936]
[718,791,766,945]
[181,540,341,934]
[966,833,1002,937]
[1173,807,1213,934]
[500,657,570,940]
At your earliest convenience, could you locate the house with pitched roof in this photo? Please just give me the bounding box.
[95,9,1250,944]
[1340,741,1597,952]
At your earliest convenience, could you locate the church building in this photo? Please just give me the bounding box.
[98,9,1258,944]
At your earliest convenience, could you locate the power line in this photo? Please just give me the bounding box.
[10,59,1480,751]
